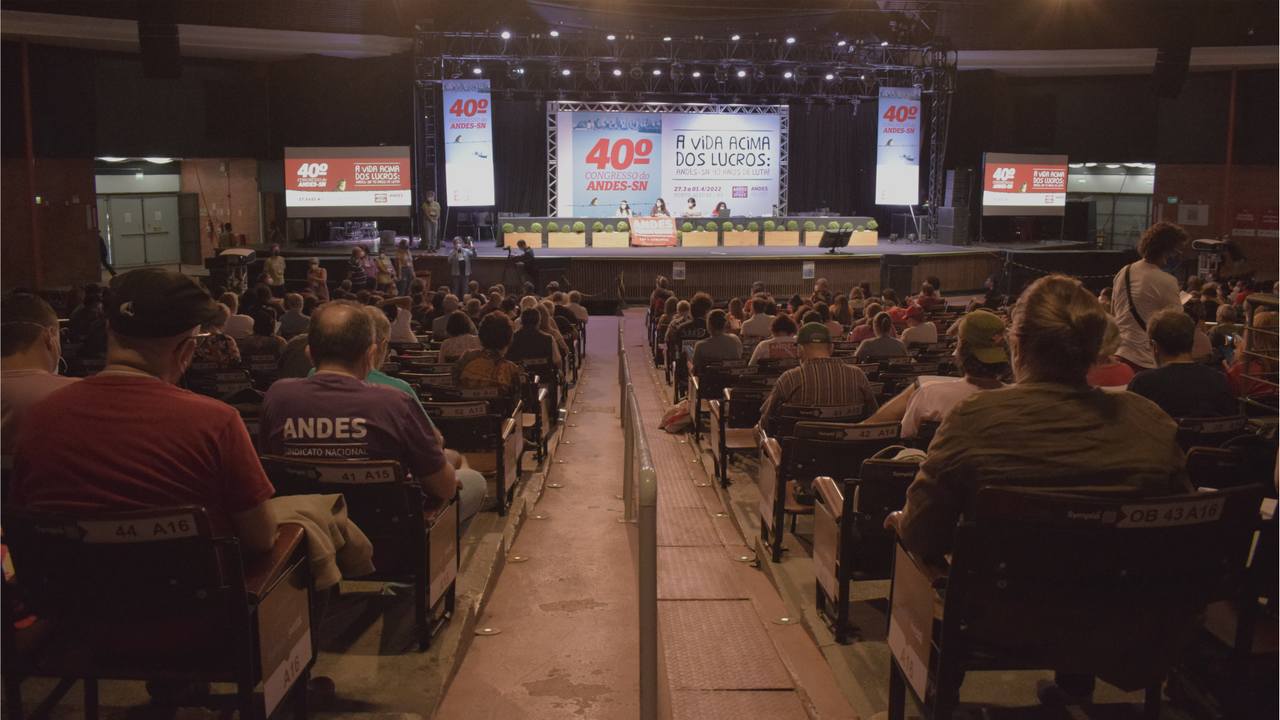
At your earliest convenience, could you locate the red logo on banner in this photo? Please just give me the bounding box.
[984,163,1067,193]
[284,158,409,193]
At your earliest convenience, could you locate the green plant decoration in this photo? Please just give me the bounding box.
[606,224,616,232]
[704,221,718,232]
[747,221,759,231]
[530,222,543,233]
[866,219,879,231]
[763,220,776,231]
[827,221,840,231]
[682,221,694,232]
[572,221,586,233]
[803,221,817,231]
[592,221,605,232]
[786,220,799,231]
[502,222,515,234]
[547,221,560,232]
[516,225,527,233]
[841,222,855,231]
[617,221,630,232]
[855,224,866,232]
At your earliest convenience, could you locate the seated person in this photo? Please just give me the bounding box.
[1225,310,1278,400]
[690,309,744,375]
[278,333,312,379]
[854,312,909,362]
[1128,309,1238,418]
[885,275,1191,708]
[277,293,310,339]
[914,282,946,312]
[847,302,884,343]
[382,296,417,344]
[567,290,589,324]
[2,292,79,453]
[740,297,775,339]
[506,308,561,369]
[261,301,484,521]
[886,274,1190,557]
[863,309,1009,439]
[899,304,938,346]
[430,294,460,341]
[192,304,242,373]
[453,313,524,395]
[11,268,277,551]
[1085,315,1135,389]
[1209,304,1240,365]
[758,323,879,430]
[748,314,799,366]
[439,310,481,362]
[237,307,287,360]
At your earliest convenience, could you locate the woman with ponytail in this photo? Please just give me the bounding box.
[886,274,1190,562]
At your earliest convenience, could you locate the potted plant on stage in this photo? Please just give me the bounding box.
[851,219,878,247]
[546,220,584,248]
[683,220,719,247]
[801,220,818,245]
[593,219,629,248]
[763,219,799,247]
[723,220,758,247]
[502,222,539,249]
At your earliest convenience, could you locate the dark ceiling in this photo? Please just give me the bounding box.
[3,0,1276,50]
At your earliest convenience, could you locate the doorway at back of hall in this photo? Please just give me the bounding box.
[96,194,201,271]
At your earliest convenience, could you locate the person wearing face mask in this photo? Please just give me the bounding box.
[306,257,330,302]
[1,292,79,456]
[10,269,278,552]
[1109,222,1188,371]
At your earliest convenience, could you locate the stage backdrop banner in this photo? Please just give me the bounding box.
[284,146,411,218]
[630,215,678,247]
[442,79,496,207]
[875,87,922,206]
[555,110,782,218]
[981,152,1069,216]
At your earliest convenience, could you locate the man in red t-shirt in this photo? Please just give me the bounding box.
[11,268,277,552]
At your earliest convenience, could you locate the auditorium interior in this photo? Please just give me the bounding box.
[0,1,1277,719]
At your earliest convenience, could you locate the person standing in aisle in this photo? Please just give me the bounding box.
[448,236,474,298]
[422,191,441,252]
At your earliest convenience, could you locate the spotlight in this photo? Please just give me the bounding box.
[663,36,672,42]
[736,69,747,78]
[691,70,702,78]
[517,67,525,75]
[824,73,835,80]
[500,30,511,40]
[560,68,571,76]
[836,39,847,47]
[652,68,662,76]
[549,30,560,37]
[730,34,741,41]
[860,74,866,80]
[880,40,889,47]
[472,66,483,75]
[783,71,793,79]
[785,37,796,44]
[606,34,616,41]
[612,67,623,77]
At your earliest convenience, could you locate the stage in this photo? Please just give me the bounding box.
[228,236,1115,306]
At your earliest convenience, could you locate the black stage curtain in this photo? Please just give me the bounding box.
[492,98,549,215]
[784,101,881,220]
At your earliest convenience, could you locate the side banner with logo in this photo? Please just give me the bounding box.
[284,146,411,218]
[442,79,496,207]
[875,87,922,206]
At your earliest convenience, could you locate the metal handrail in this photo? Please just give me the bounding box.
[618,319,658,720]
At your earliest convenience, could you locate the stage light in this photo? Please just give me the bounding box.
[606,34,616,41]
[612,68,623,77]
[560,68,571,76]
[652,68,662,76]
[472,66,483,75]
[500,30,511,40]
[836,40,847,47]
[143,157,173,164]
[663,36,672,42]
[783,71,793,79]
[880,40,889,47]
[516,67,525,74]
[549,30,560,37]
[1105,164,1121,168]
[97,156,126,162]
[860,74,866,80]
[730,34,740,41]
[691,70,702,78]
[736,69,747,78]
[824,73,835,80]
[1085,162,1098,167]
[785,37,796,44]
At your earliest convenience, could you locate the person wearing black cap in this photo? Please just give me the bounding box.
[757,322,879,431]
[10,268,278,554]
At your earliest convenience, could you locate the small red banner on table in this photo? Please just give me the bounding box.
[630,216,678,247]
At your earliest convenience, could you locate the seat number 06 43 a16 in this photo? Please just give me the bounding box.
[1116,498,1223,528]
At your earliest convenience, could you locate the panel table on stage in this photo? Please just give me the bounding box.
[498,216,878,250]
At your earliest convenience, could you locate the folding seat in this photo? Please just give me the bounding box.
[260,457,458,651]
[887,485,1263,720]
[3,506,314,718]
[424,396,524,515]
